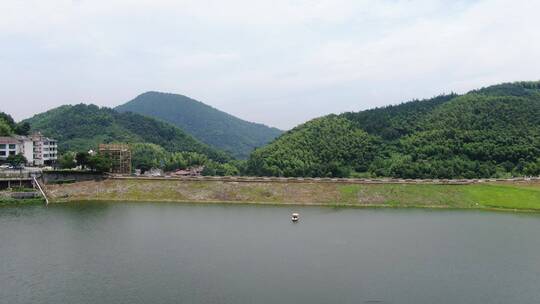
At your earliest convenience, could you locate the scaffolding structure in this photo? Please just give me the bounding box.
[98,144,132,174]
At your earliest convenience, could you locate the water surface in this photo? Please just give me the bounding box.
[1,202,540,304]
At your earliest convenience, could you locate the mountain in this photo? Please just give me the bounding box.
[23,104,230,162]
[247,81,540,178]
[0,112,30,136]
[115,92,283,159]
[248,116,378,177]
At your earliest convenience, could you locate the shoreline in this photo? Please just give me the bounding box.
[48,198,540,214]
[43,177,540,213]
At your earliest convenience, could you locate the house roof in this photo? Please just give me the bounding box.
[172,170,191,175]
[0,135,56,145]
[0,137,21,144]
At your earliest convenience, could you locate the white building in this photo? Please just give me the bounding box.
[0,132,58,166]
[0,137,21,159]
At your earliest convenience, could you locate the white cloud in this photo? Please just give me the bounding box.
[0,0,539,129]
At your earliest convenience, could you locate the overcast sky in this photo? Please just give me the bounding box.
[1,0,539,129]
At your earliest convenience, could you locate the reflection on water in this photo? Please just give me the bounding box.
[1,202,540,304]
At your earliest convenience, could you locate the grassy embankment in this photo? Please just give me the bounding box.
[45,178,540,211]
[0,187,44,205]
[0,198,45,205]
[0,189,44,205]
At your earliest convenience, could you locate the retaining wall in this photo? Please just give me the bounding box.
[0,191,40,199]
[42,171,105,184]
[109,175,540,185]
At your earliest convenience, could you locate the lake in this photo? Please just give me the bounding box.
[1,202,540,304]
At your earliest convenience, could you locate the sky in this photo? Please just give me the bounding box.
[1,0,539,130]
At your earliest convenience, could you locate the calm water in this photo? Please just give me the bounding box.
[1,203,540,304]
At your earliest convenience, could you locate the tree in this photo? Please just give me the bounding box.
[58,152,76,169]
[0,119,12,136]
[202,161,240,176]
[524,159,540,176]
[88,155,112,173]
[0,112,30,136]
[164,152,188,171]
[76,152,90,169]
[7,153,27,166]
[131,143,167,173]
[229,160,248,175]
[14,122,30,136]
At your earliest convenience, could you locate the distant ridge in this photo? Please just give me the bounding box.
[23,104,230,162]
[247,81,540,179]
[115,92,283,159]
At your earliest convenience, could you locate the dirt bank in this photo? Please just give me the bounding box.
[44,177,540,211]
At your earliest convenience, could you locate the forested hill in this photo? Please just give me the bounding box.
[115,92,283,159]
[0,112,30,136]
[248,81,540,179]
[23,104,230,162]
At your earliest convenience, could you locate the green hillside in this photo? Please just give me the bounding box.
[248,116,378,177]
[248,81,540,178]
[115,92,283,159]
[23,104,230,162]
[0,112,30,136]
[0,113,12,136]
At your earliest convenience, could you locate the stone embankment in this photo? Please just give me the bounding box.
[0,191,40,199]
[109,175,540,185]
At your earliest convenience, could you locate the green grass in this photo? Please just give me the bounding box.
[0,197,45,205]
[464,184,540,210]
[338,183,540,210]
[338,184,475,207]
[339,185,359,202]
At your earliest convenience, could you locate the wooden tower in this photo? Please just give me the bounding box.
[98,144,132,174]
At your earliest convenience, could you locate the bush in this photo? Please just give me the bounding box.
[7,153,28,166]
[88,155,112,173]
[58,152,76,169]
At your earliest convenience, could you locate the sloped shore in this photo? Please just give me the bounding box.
[45,177,540,211]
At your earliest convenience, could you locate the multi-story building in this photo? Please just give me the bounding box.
[0,137,22,159]
[0,132,57,166]
[30,132,58,166]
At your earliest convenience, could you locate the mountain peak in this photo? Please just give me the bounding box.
[116,92,282,159]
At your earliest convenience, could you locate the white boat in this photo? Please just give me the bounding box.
[291,213,299,222]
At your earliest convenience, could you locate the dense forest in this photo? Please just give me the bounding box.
[248,81,540,178]
[248,116,377,177]
[129,143,243,176]
[7,81,540,178]
[23,104,230,162]
[0,112,30,136]
[116,91,283,159]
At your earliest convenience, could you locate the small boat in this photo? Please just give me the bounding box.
[291,213,299,222]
